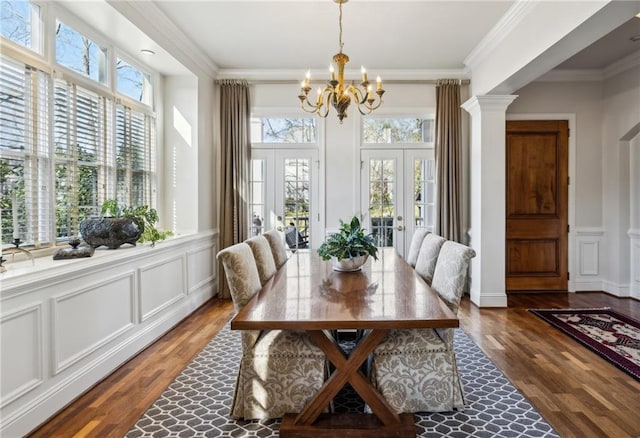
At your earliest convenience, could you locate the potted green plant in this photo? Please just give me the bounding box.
[317,215,378,271]
[80,199,172,249]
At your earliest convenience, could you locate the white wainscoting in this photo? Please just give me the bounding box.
[139,255,187,322]
[51,272,136,374]
[0,304,43,408]
[573,227,605,291]
[0,231,218,438]
[630,229,640,300]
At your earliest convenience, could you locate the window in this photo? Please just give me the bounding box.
[0,0,40,52]
[55,20,108,85]
[115,105,155,207]
[363,117,434,144]
[117,57,152,105]
[53,80,108,237]
[0,2,157,248]
[0,55,49,246]
[251,117,316,143]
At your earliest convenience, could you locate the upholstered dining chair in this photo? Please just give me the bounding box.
[263,229,289,268]
[245,235,277,286]
[369,240,476,414]
[217,242,327,420]
[406,228,430,267]
[414,233,446,285]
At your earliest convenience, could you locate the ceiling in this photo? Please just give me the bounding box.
[154,0,515,75]
[60,1,640,80]
[558,15,640,70]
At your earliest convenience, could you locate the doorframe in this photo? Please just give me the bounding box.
[506,113,576,292]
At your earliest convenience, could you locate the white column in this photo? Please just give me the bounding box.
[461,95,517,308]
[630,133,640,300]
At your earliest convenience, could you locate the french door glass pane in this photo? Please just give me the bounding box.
[413,158,435,231]
[284,158,310,238]
[250,159,265,236]
[369,159,395,247]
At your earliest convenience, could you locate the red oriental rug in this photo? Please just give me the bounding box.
[529,308,640,382]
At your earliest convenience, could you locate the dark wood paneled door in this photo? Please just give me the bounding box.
[506,120,569,291]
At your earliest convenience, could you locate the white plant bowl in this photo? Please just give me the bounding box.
[330,254,369,272]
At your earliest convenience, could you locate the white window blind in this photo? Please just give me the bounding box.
[0,54,49,247]
[53,80,111,239]
[115,104,155,209]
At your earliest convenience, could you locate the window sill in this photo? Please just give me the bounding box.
[1,231,217,294]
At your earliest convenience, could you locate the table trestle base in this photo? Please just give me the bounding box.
[280,412,416,438]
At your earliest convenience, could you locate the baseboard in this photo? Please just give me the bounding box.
[602,280,631,298]
[573,279,605,291]
[470,292,507,308]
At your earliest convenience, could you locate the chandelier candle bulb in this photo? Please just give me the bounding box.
[361,66,368,83]
[330,64,336,81]
[377,76,382,91]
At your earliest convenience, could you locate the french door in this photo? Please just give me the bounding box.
[250,149,320,248]
[360,149,435,258]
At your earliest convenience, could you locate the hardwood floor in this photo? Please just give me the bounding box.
[28,292,640,438]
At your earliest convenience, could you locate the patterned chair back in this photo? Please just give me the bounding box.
[263,229,288,268]
[431,241,476,314]
[216,242,262,312]
[406,228,430,268]
[216,242,263,350]
[414,234,446,285]
[245,235,278,286]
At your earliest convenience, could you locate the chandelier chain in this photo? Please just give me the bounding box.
[338,1,344,52]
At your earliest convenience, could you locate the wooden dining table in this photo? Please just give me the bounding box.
[230,247,459,438]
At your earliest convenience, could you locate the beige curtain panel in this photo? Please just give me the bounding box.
[218,80,251,299]
[435,79,462,243]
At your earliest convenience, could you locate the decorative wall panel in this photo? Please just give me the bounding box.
[52,273,135,374]
[187,245,215,294]
[139,255,186,321]
[0,304,43,407]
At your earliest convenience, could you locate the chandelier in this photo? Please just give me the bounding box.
[298,0,385,123]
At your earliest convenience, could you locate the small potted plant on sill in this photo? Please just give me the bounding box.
[317,215,378,272]
[80,199,172,249]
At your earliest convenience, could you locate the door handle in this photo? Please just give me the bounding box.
[396,225,404,231]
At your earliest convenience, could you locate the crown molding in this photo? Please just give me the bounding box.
[535,49,640,83]
[535,69,604,82]
[604,49,640,79]
[215,69,470,82]
[464,0,538,70]
[106,0,218,78]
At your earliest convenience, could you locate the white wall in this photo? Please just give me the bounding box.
[602,65,640,295]
[163,75,199,235]
[506,63,640,295]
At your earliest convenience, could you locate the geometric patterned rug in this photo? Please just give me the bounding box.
[529,307,640,382]
[127,324,559,437]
